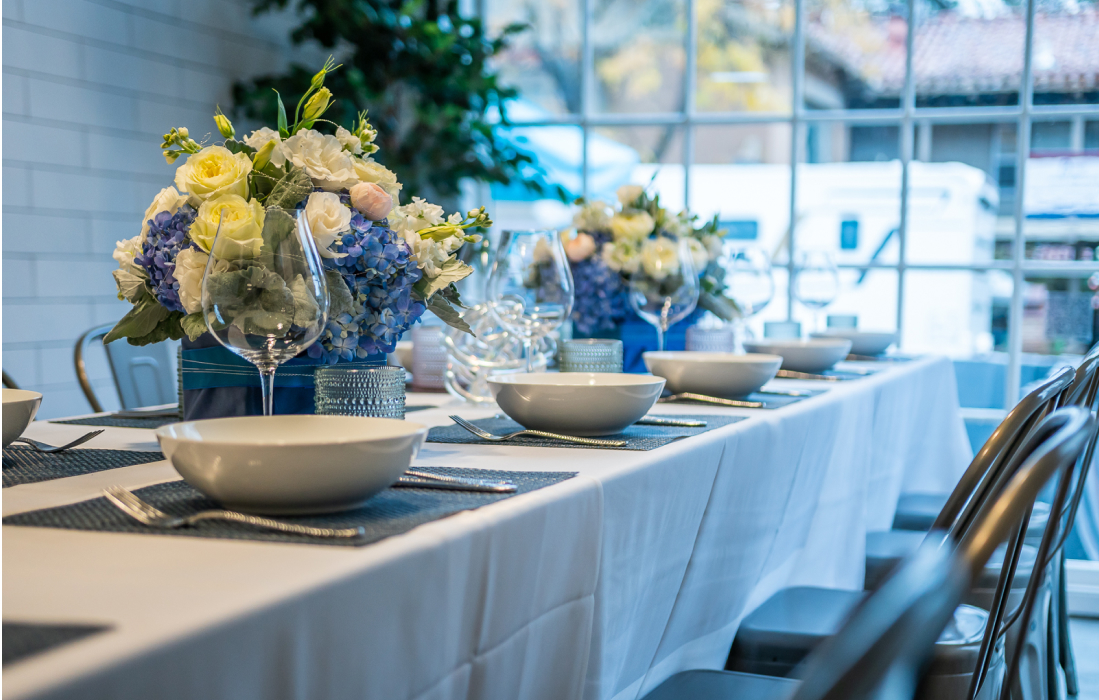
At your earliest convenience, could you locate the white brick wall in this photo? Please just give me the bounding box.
[2,0,317,418]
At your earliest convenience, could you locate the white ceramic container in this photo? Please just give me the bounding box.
[390,340,414,372]
[3,389,42,448]
[156,415,427,515]
[811,330,898,356]
[642,352,783,397]
[742,338,853,373]
[487,373,665,437]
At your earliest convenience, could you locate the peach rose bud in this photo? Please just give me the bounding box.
[564,232,597,262]
[349,182,393,220]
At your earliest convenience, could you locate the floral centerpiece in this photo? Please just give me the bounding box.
[560,184,738,336]
[108,58,485,364]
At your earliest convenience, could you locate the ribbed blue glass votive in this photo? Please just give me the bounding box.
[560,339,624,373]
[314,366,406,419]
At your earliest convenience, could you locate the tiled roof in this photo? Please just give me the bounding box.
[808,11,1099,96]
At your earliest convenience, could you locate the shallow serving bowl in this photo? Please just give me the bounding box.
[3,389,42,448]
[156,416,427,515]
[742,338,853,373]
[810,329,898,356]
[643,351,783,397]
[487,373,665,437]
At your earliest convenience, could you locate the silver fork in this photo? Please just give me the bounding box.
[657,393,765,409]
[102,486,365,539]
[11,430,104,453]
[449,415,627,447]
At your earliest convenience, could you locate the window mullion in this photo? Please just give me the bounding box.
[787,0,806,321]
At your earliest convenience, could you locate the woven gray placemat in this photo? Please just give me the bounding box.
[2,446,164,488]
[427,414,745,451]
[665,389,827,410]
[3,622,110,666]
[2,468,576,547]
[52,415,180,429]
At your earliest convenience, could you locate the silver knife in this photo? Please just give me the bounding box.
[636,416,708,427]
[657,393,765,409]
[395,476,517,493]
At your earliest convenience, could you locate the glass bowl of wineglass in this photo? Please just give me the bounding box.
[723,245,775,350]
[201,206,329,416]
[627,235,701,352]
[793,250,839,333]
[487,230,575,373]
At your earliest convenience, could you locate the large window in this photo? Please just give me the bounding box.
[485,0,1099,405]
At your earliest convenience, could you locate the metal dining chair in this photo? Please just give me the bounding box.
[645,407,1093,700]
[74,324,178,412]
[2,371,20,389]
[724,406,1094,700]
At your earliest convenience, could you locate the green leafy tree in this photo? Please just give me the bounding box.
[233,0,544,205]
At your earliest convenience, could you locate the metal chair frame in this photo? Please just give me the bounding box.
[74,324,114,413]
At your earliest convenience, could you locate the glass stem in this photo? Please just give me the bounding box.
[655,325,666,353]
[524,338,534,373]
[258,365,277,416]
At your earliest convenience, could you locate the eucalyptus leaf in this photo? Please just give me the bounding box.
[261,207,297,255]
[181,312,208,341]
[266,168,314,210]
[289,275,323,327]
[112,269,149,303]
[412,257,473,301]
[104,298,171,344]
[325,269,354,317]
[426,295,473,335]
[223,139,257,156]
[127,311,185,346]
[698,291,740,322]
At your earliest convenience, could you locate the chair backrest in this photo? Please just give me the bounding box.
[2,371,19,389]
[789,406,1094,700]
[75,325,177,412]
[955,406,1095,700]
[932,365,1075,534]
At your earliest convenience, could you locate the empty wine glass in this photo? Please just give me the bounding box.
[487,230,575,373]
[724,245,775,350]
[201,207,329,416]
[793,250,839,332]
[627,235,700,352]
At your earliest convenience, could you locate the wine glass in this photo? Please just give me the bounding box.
[723,245,775,350]
[627,235,700,352]
[201,207,329,416]
[487,230,575,373]
[793,250,839,333]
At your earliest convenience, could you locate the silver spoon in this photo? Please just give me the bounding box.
[11,430,105,453]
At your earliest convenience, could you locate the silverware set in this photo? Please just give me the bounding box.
[449,414,628,447]
[658,393,765,409]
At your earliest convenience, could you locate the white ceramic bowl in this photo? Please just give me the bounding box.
[811,330,898,356]
[390,340,414,372]
[156,416,428,515]
[488,373,665,437]
[742,338,853,373]
[643,351,783,397]
[3,389,42,448]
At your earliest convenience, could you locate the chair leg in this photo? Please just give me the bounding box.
[1056,554,1078,697]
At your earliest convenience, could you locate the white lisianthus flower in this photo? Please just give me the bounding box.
[601,241,642,274]
[391,197,446,232]
[242,127,287,168]
[190,194,266,259]
[140,186,189,241]
[686,237,709,271]
[112,235,143,274]
[353,158,402,202]
[616,184,645,208]
[173,247,210,314]
[281,129,358,191]
[640,237,681,280]
[304,192,352,259]
[564,231,597,262]
[573,200,613,232]
[335,126,363,155]
[609,211,655,242]
[173,145,252,204]
[703,234,724,261]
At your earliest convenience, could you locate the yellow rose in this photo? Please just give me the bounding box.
[610,211,655,242]
[640,237,681,280]
[190,194,266,259]
[174,145,252,204]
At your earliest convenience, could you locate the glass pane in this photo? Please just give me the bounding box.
[902,268,1008,359]
[792,268,898,335]
[1030,8,1099,107]
[1021,275,1097,356]
[488,0,582,115]
[698,0,794,114]
[1023,155,1099,261]
[1086,121,1099,151]
[913,0,1024,108]
[488,125,581,231]
[803,0,904,110]
[688,124,792,258]
[588,125,685,206]
[797,123,902,266]
[594,0,687,113]
[1031,121,1073,153]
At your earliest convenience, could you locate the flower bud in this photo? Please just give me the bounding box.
[214,113,234,139]
[302,88,332,123]
[349,182,394,220]
[252,140,276,171]
[178,127,189,139]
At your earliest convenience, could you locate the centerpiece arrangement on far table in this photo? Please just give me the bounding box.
[107,58,487,417]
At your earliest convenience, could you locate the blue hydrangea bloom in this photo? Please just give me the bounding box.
[569,255,628,335]
[308,214,426,363]
[135,205,198,314]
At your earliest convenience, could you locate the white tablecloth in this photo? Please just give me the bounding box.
[2,357,971,700]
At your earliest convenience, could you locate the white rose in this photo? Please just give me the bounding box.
[173,145,252,204]
[640,237,680,280]
[242,127,287,168]
[140,186,189,240]
[174,247,210,315]
[686,238,709,271]
[601,241,641,274]
[573,200,613,232]
[610,211,655,242]
[113,235,143,273]
[304,192,352,259]
[617,184,645,208]
[352,158,402,202]
[281,129,358,191]
[336,126,363,155]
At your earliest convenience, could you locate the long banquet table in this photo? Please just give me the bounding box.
[3,356,972,700]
